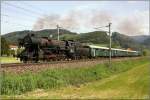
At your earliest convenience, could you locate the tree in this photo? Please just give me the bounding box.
[10,50,15,56]
[142,50,147,56]
[1,37,10,56]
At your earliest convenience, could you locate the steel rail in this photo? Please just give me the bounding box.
[1,57,140,68]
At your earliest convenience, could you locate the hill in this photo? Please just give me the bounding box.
[2,29,149,50]
[142,36,150,46]
[131,35,149,43]
[2,29,77,45]
[112,32,143,50]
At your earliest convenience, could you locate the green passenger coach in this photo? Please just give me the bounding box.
[88,45,141,58]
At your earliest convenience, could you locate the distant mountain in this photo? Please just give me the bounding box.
[2,29,150,50]
[112,32,142,50]
[142,36,150,46]
[130,35,149,43]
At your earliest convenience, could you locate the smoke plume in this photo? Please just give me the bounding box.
[33,14,60,30]
[32,9,112,31]
[117,18,143,35]
[89,10,112,27]
[116,11,149,36]
[32,9,148,35]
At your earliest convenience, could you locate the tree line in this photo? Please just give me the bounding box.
[1,37,17,56]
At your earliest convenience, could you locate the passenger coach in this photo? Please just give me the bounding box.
[88,45,141,58]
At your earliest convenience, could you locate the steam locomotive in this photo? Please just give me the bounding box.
[17,34,141,63]
[18,34,90,63]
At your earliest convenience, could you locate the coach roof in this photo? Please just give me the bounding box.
[88,45,137,52]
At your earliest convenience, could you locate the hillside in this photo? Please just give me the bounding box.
[143,36,150,46]
[77,31,109,44]
[2,29,149,50]
[131,35,149,43]
[2,29,77,45]
[112,32,143,50]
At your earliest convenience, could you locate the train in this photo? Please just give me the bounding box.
[17,33,141,63]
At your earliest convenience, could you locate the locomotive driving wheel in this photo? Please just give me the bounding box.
[22,57,28,63]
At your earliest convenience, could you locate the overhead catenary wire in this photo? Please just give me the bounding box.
[2,2,76,34]
[94,23,112,68]
[93,28,108,33]
[4,2,44,17]
[2,14,35,22]
[19,1,46,14]
[94,25,109,29]
[1,2,42,31]
[2,6,39,19]
[3,20,33,27]
[2,14,34,27]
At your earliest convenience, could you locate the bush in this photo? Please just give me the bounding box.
[143,51,147,56]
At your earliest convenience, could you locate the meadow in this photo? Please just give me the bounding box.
[1,56,20,63]
[1,57,149,99]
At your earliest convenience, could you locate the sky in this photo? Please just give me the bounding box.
[1,1,149,36]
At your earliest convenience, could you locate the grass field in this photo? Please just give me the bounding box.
[17,61,150,99]
[1,57,150,99]
[1,57,20,63]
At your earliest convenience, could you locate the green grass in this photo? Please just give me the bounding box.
[20,60,149,99]
[1,57,149,99]
[0,57,20,63]
[143,49,150,56]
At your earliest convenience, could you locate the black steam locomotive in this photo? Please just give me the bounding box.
[17,34,90,63]
[17,34,141,63]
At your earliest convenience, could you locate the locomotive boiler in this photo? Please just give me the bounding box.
[17,34,90,63]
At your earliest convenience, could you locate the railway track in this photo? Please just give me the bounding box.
[1,57,142,74]
[1,57,141,68]
[1,58,107,68]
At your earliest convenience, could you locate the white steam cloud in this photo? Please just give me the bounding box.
[116,11,149,35]
[33,9,149,36]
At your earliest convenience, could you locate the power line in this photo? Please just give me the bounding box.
[94,23,112,67]
[2,6,39,19]
[2,14,34,27]
[4,2,43,17]
[94,25,109,29]
[2,14,35,22]
[20,2,46,14]
[3,20,33,28]
[93,28,108,33]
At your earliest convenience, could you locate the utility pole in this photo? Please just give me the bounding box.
[57,24,60,41]
[94,22,112,67]
[108,23,112,67]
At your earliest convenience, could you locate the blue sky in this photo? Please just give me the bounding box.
[1,1,149,36]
